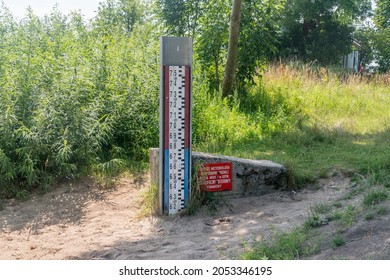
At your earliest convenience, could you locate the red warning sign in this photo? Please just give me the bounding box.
[197,162,233,192]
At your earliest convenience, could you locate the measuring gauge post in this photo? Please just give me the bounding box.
[160,37,192,215]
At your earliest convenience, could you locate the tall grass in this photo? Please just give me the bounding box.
[263,63,390,134]
[1,4,389,198]
[0,7,160,197]
[195,62,390,185]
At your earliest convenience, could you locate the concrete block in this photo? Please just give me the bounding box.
[150,148,288,199]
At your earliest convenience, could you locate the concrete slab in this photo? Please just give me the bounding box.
[150,148,288,199]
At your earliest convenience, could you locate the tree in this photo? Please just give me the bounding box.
[94,0,143,35]
[196,0,230,92]
[371,0,390,71]
[353,26,376,65]
[222,0,285,95]
[157,0,285,95]
[276,0,371,64]
[373,28,390,71]
[375,0,390,28]
[237,0,285,87]
[155,0,205,37]
[222,0,242,98]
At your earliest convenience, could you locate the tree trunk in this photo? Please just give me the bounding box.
[215,52,220,92]
[222,0,242,98]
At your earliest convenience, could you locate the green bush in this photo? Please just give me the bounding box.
[0,6,159,197]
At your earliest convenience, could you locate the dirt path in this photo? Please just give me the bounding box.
[0,174,389,260]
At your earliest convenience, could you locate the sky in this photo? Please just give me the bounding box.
[2,0,102,20]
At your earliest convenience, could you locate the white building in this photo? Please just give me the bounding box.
[342,40,362,72]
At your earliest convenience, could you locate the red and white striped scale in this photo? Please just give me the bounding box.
[163,65,191,215]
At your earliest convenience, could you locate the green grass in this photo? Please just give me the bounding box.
[364,212,376,221]
[341,205,358,226]
[313,203,333,215]
[240,227,319,260]
[363,205,387,221]
[332,202,343,208]
[138,182,159,217]
[228,67,390,259]
[363,190,389,208]
[327,211,343,221]
[341,185,366,200]
[331,236,346,248]
[376,206,387,215]
[194,63,390,186]
[302,203,332,229]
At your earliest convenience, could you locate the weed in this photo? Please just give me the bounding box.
[365,168,390,189]
[342,186,365,200]
[187,163,208,215]
[94,158,126,188]
[15,189,29,201]
[187,187,223,216]
[341,205,357,226]
[304,214,321,229]
[240,227,318,260]
[0,11,159,197]
[199,63,390,187]
[336,227,346,234]
[313,203,333,215]
[332,202,343,208]
[327,211,343,221]
[364,212,375,221]
[303,205,321,229]
[362,206,386,221]
[303,203,333,229]
[138,182,160,217]
[363,190,389,208]
[186,162,229,215]
[376,206,387,215]
[331,236,346,248]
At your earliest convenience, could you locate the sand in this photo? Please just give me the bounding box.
[1,173,389,260]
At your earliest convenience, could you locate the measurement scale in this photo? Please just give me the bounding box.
[160,37,192,215]
[162,65,191,215]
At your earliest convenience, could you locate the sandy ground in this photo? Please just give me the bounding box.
[0,173,389,260]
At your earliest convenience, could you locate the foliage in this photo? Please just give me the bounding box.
[1,0,390,200]
[327,210,343,221]
[362,189,389,207]
[353,26,376,65]
[155,0,206,37]
[138,181,160,217]
[221,0,243,97]
[236,0,285,86]
[0,2,160,197]
[192,87,264,152]
[197,63,390,185]
[196,0,230,92]
[241,226,319,260]
[94,158,126,187]
[331,236,346,248]
[242,162,390,259]
[157,0,286,93]
[352,0,390,72]
[375,0,390,28]
[276,0,371,64]
[94,0,144,35]
[372,27,390,72]
[313,203,333,215]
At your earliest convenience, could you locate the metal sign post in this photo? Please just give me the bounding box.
[160,37,192,215]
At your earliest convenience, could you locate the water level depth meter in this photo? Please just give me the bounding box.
[160,37,192,215]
